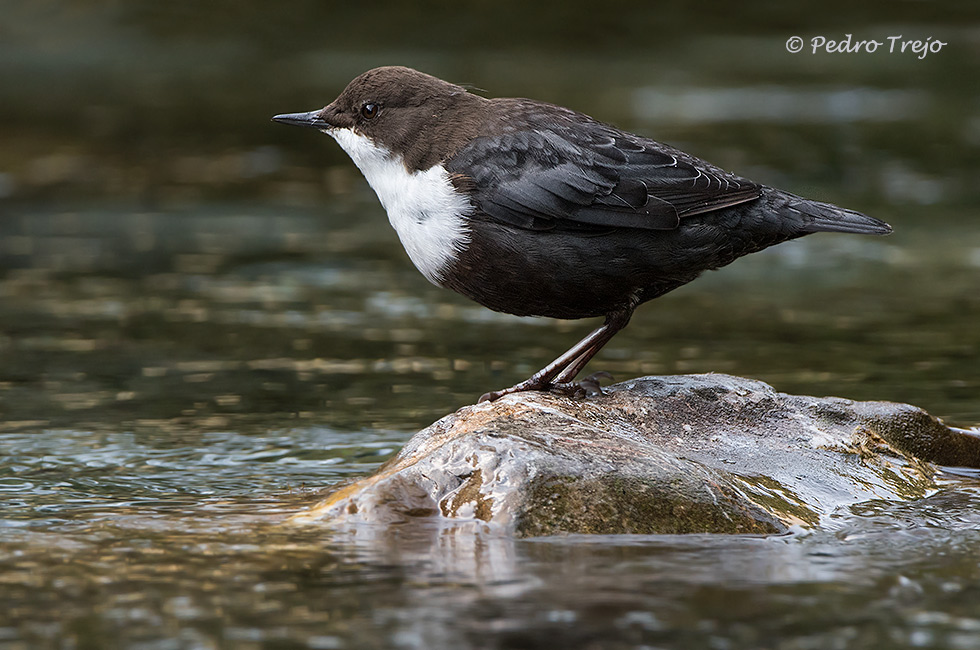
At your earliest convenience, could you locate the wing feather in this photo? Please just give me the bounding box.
[446,121,761,231]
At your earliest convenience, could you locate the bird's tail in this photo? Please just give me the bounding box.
[783,193,892,236]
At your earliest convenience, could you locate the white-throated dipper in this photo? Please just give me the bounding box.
[273,66,891,402]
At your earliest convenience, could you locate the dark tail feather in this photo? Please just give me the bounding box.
[787,197,892,235]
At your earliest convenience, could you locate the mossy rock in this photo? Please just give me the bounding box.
[292,374,980,537]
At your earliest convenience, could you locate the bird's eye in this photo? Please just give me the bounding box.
[360,103,380,119]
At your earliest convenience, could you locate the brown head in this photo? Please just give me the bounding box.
[273,66,489,171]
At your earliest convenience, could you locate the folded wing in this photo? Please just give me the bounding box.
[447,124,762,231]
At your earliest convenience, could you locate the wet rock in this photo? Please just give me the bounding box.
[292,374,980,537]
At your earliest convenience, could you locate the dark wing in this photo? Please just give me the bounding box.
[446,124,762,231]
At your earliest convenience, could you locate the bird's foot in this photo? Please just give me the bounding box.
[478,377,547,403]
[478,371,614,403]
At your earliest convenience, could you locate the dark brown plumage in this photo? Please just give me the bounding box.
[274,66,891,402]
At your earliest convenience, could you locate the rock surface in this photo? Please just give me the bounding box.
[292,374,980,536]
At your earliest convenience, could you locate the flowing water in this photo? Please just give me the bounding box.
[1,3,979,648]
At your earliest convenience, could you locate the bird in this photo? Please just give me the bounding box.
[273,66,891,402]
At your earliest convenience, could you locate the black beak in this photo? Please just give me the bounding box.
[271,110,330,129]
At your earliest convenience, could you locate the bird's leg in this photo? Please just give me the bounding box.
[552,347,599,384]
[550,307,633,393]
[479,306,634,403]
[477,323,612,402]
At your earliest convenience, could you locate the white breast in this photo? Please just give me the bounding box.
[327,128,471,285]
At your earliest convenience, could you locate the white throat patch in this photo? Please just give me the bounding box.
[327,128,471,285]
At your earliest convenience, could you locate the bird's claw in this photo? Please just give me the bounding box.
[479,371,614,403]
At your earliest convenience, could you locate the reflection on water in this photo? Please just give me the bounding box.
[632,86,931,124]
[1,2,980,647]
[5,446,980,650]
[2,204,977,434]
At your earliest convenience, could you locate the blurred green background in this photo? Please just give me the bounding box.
[1,0,978,433]
[2,1,977,206]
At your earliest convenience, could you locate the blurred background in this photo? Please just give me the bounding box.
[1,2,979,648]
[1,0,978,432]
